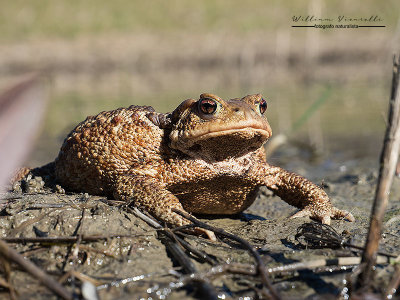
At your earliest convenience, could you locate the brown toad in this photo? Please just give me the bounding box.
[54,93,354,235]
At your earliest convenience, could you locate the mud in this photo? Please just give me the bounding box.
[1,152,399,299]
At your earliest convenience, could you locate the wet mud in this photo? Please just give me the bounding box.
[1,155,399,299]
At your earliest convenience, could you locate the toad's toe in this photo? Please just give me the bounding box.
[332,207,355,222]
[290,206,331,224]
[290,209,312,219]
[290,205,354,224]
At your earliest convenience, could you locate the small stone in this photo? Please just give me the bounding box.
[320,181,332,191]
[12,182,22,193]
[80,193,90,202]
[367,171,378,181]
[55,185,65,194]
[341,229,350,236]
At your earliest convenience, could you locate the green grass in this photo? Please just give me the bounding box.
[25,78,386,165]
[43,79,387,139]
[1,0,398,41]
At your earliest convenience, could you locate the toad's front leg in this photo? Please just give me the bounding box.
[253,164,354,224]
[114,174,216,240]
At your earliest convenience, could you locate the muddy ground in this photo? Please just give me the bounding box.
[1,148,399,299]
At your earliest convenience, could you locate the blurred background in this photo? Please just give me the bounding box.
[0,0,399,166]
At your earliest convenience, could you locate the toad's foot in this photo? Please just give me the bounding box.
[290,206,355,225]
[258,165,355,225]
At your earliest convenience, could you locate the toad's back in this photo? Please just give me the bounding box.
[55,106,165,195]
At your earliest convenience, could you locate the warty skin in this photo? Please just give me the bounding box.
[54,93,354,238]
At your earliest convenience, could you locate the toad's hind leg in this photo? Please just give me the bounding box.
[113,174,216,240]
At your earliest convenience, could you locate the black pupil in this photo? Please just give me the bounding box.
[260,99,267,114]
[200,99,217,114]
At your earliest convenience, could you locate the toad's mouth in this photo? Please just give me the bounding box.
[169,121,272,159]
[189,124,272,142]
[181,125,271,160]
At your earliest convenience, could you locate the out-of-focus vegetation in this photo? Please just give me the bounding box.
[1,0,399,164]
[1,0,397,40]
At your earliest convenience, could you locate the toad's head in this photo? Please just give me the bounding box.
[169,93,272,161]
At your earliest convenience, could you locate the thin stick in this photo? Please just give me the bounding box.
[132,207,219,299]
[174,253,392,285]
[170,250,397,293]
[173,231,218,265]
[0,240,73,300]
[65,270,103,286]
[357,55,400,288]
[159,230,219,299]
[173,208,281,300]
[2,234,147,244]
[385,265,400,299]
[0,256,17,300]
[131,207,162,229]
[132,207,217,264]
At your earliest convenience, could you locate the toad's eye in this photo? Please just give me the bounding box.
[259,98,267,114]
[198,98,218,114]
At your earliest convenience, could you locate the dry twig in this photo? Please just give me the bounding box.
[356,55,400,289]
[2,234,148,244]
[132,207,219,299]
[385,265,400,299]
[131,207,217,264]
[159,229,219,299]
[171,253,394,285]
[0,240,73,300]
[0,256,17,300]
[173,208,281,300]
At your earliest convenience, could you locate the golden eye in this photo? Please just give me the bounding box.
[198,98,218,114]
[259,98,267,114]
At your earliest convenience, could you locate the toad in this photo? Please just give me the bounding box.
[53,93,354,236]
